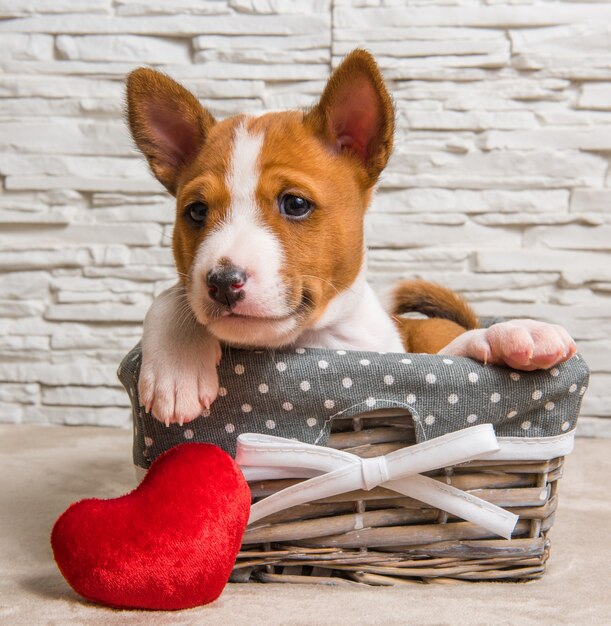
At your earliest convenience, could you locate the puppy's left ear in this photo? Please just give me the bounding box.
[305,49,394,184]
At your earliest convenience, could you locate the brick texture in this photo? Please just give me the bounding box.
[0,0,609,434]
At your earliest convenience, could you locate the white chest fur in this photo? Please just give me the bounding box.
[296,264,404,353]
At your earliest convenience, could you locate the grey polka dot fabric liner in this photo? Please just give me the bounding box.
[118,342,590,470]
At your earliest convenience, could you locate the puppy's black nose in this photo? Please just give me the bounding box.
[207,266,247,307]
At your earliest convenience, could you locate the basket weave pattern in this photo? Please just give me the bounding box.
[236,410,559,585]
[118,344,587,585]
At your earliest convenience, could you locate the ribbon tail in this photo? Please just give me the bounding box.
[385,474,518,539]
[248,463,360,525]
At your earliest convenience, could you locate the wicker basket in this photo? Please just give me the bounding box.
[235,408,560,585]
[119,343,589,586]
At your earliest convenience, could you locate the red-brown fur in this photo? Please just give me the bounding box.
[126,50,475,353]
[392,279,480,352]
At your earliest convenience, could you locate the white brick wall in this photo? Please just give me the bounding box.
[1,0,609,435]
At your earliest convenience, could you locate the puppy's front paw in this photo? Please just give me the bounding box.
[440,319,577,371]
[138,341,221,427]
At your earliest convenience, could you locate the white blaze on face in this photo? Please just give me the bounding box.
[189,120,290,330]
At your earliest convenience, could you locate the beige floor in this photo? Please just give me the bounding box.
[0,424,610,626]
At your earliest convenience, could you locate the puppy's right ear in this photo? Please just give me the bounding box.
[126,68,215,195]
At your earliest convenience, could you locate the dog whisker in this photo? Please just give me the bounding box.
[300,273,360,300]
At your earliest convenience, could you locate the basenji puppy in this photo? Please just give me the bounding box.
[126,49,576,427]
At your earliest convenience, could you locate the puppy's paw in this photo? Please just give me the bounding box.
[440,319,577,371]
[138,340,221,427]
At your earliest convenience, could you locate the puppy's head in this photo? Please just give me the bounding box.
[126,50,394,347]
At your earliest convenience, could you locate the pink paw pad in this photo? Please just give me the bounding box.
[440,320,577,372]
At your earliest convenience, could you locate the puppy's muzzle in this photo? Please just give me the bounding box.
[207,266,247,308]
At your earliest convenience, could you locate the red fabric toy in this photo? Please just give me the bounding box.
[51,443,251,610]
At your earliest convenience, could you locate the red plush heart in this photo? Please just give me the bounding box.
[51,443,251,610]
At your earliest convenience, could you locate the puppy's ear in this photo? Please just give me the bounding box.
[126,68,215,195]
[305,49,394,184]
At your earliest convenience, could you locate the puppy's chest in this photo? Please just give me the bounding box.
[295,281,404,352]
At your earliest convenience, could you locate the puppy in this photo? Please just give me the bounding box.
[126,49,576,427]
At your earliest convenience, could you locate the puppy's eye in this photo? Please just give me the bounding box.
[278,194,313,220]
[185,201,208,225]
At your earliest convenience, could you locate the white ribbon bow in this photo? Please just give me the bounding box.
[236,424,518,539]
